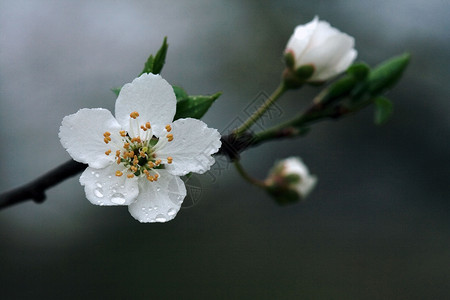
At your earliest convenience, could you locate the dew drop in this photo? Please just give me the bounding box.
[155,214,166,222]
[167,208,177,216]
[94,188,104,198]
[153,205,159,210]
[156,187,161,192]
[112,189,117,193]
[111,193,126,204]
[94,173,100,178]
[120,185,125,189]
[96,182,102,188]
[108,175,112,179]
[91,171,95,175]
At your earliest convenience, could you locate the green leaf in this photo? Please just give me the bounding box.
[174,92,222,120]
[374,96,393,125]
[368,53,410,95]
[172,85,188,101]
[111,87,121,96]
[140,37,168,75]
[347,62,370,80]
[319,76,357,104]
[152,37,168,74]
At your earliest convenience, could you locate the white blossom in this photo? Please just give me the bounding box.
[266,157,317,202]
[285,16,357,82]
[59,73,221,223]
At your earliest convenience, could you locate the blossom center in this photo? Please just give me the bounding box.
[103,111,173,182]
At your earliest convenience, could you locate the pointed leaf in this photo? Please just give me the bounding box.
[140,37,168,75]
[111,87,121,96]
[152,37,168,74]
[368,53,410,95]
[172,85,188,101]
[374,96,393,125]
[174,92,222,120]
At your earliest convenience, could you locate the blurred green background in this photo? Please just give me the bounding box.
[1,0,449,299]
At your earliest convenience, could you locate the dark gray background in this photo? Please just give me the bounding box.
[1,0,449,299]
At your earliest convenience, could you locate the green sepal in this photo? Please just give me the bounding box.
[295,64,315,80]
[174,92,222,120]
[374,96,393,125]
[368,53,410,95]
[140,37,168,75]
[266,186,300,205]
[284,51,295,69]
[347,62,370,80]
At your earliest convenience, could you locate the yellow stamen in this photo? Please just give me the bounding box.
[119,130,126,137]
[154,174,159,179]
[123,143,130,149]
[139,151,146,158]
[115,170,123,177]
[148,161,155,168]
[103,131,111,137]
[167,156,173,164]
[155,159,162,166]
[145,122,151,129]
[127,173,135,178]
[130,166,138,172]
[147,176,154,182]
[166,133,173,142]
[143,170,150,175]
[165,124,172,132]
[140,125,147,131]
[116,150,121,157]
[105,149,112,156]
[133,156,139,165]
[117,157,121,164]
[130,111,139,119]
[104,137,110,144]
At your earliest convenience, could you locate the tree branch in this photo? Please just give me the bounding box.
[0,102,358,211]
[0,160,86,209]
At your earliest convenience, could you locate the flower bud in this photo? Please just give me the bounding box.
[265,157,317,204]
[284,16,357,84]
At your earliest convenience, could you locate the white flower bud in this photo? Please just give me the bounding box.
[285,16,357,82]
[265,157,317,204]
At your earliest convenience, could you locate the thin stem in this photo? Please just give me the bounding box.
[234,83,288,136]
[233,160,266,189]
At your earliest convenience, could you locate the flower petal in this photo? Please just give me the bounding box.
[59,108,122,169]
[303,34,355,81]
[157,118,221,176]
[115,73,176,137]
[286,16,318,61]
[128,170,186,223]
[80,165,139,206]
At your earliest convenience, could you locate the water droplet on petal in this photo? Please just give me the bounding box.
[167,208,177,216]
[155,214,166,222]
[153,205,158,210]
[111,193,126,204]
[108,175,112,179]
[156,187,161,192]
[95,173,100,178]
[96,182,102,188]
[94,188,104,198]
[120,185,125,189]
